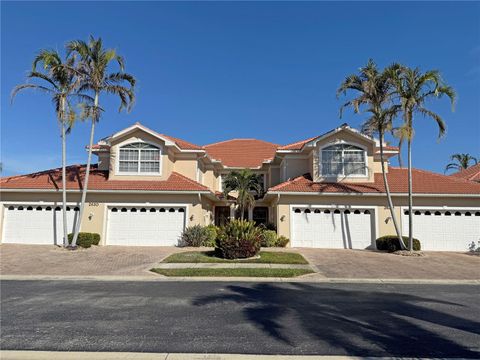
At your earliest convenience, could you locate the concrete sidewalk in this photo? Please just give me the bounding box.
[2,274,479,284]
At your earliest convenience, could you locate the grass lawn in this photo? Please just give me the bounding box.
[162,251,308,264]
[151,268,314,277]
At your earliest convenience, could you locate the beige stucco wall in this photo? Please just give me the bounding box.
[269,167,280,188]
[173,155,198,181]
[282,157,310,181]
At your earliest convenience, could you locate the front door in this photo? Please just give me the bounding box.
[214,206,231,226]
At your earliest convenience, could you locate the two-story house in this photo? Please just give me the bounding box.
[1,122,479,251]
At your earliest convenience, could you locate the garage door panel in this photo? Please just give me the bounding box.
[3,205,78,245]
[106,206,185,246]
[292,208,374,249]
[402,209,480,251]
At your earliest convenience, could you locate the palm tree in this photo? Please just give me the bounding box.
[11,49,92,247]
[337,60,405,250]
[390,66,456,251]
[66,36,136,247]
[222,169,264,221]
[445,153,478,173]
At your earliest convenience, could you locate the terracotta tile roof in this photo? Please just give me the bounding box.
[159,134,202,150]
[269,167,480,195]
[450,163,480,182]
[0,165,210,192]
[204,139,279,168]
[278,136,319,150]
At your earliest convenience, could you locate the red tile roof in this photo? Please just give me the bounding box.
[278,136,319,150]
[204,139,279,168]
[160,134,202,150]
[450,163,480,182]
[269,167,480,195]
[0,165,210,192]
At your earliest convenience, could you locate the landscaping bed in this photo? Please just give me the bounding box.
[150,268,314,277]
[161,251,308,264]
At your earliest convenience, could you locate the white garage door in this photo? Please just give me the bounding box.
[3,204,78,245]
[402,209,480,251]
[106,206,186,246]
[291,207,374,249]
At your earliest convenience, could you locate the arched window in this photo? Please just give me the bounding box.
[321,144,366,176]
[118,142,161,174]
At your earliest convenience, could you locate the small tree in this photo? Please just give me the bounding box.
[445,154,478,173]
[222,169,264,220]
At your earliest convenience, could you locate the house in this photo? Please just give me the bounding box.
[1,122,479,251]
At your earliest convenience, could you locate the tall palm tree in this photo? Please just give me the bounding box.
[445,153,478,173]
[337,60,405,250]
[222,169,264,221]
[11,49,92,247]
[66,36,136,247]
[389,66,456,251]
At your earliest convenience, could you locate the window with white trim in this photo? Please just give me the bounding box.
[118,142,161,174]
[321,144,366,176]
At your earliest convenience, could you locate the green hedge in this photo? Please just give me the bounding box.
[68,233,100,248]
[376,235,421,252]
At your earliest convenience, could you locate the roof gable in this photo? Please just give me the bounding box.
[102,123,203,151]
[278,124,377,151]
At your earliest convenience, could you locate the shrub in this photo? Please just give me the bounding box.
[275,235,290,248]
[261,230,278,247]
[68,233,100,248]
[180,225,209,247]
[215,219,262,259]
[376,236,421,252]
[263,222,277,231]
[203,224,218,247]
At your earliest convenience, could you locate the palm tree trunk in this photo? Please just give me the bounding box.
[378,130,405,250]
[71,92,98,246]
[61,116,68,248]
[407,137,413,251]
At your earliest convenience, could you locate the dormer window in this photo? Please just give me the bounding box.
[321,144,366,177]
[118,142,161,174]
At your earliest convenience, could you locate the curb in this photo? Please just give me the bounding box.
[1,274,479,285]
[0,351,470,360]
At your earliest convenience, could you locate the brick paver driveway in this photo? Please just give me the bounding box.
[298,248,480,280]
[0,244,182,277]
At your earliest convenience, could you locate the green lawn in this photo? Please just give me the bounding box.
[151,268,314,277]
[162,251,308,264]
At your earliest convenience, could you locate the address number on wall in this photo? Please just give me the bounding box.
[89,202,99,207]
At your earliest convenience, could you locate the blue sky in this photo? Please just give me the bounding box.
[1,1,479,176]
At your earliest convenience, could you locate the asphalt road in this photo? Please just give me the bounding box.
[1,280,479,358]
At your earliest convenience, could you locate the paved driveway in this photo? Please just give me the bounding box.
[298,248,480,280]
[0,244,182,277]
[1,244,479,280]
